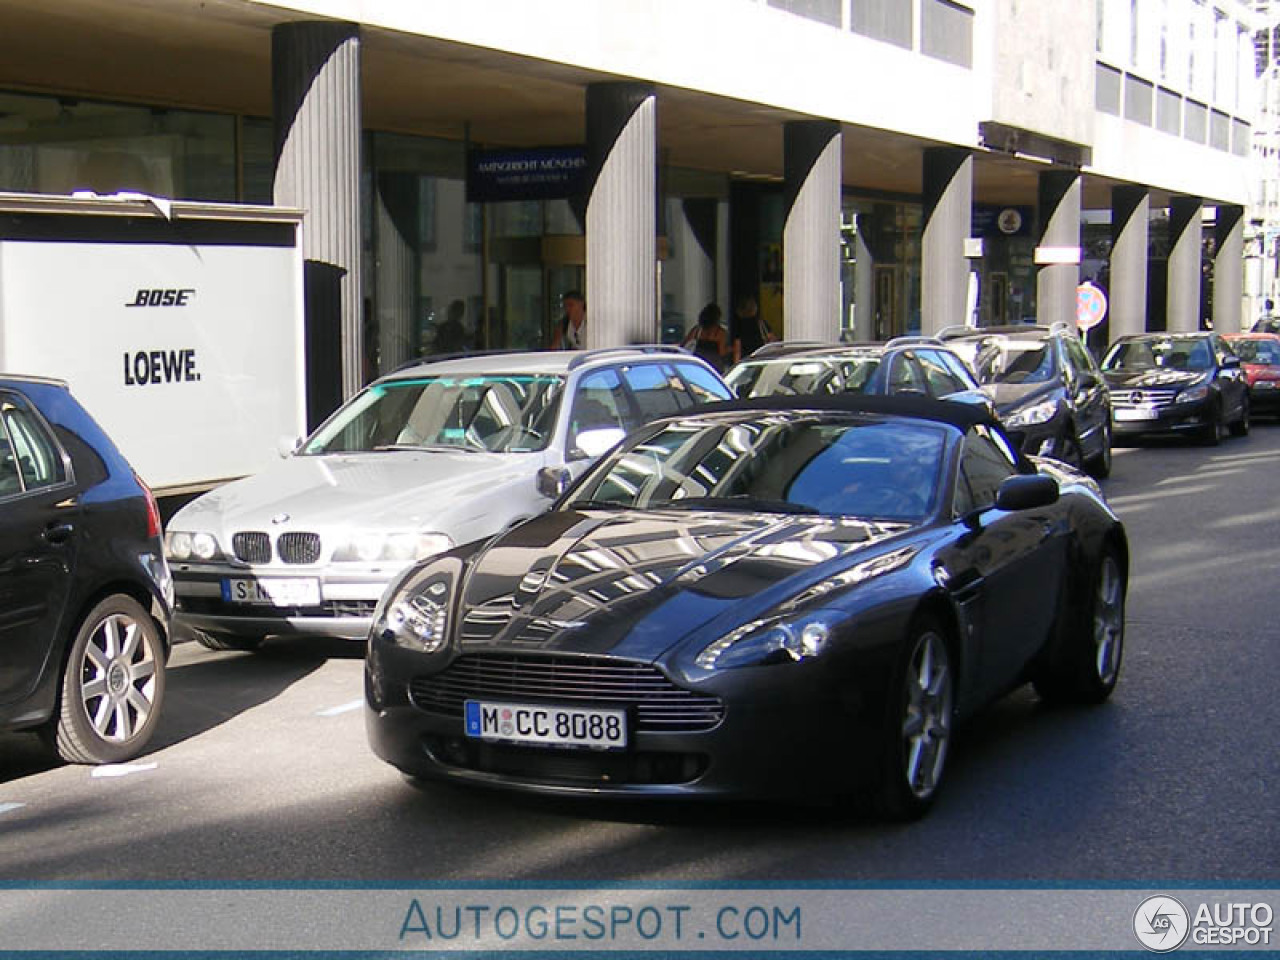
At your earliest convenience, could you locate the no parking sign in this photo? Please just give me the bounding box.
[1077,281,1108,331]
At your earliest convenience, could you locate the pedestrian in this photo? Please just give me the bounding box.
[435,299,468,354]
[550,290,586,349]
[682,302,729,372]
[730,294,775,363]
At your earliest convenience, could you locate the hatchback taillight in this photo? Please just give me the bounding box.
[137,473,162,539]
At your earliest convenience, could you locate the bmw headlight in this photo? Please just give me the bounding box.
[372,559,461,652]
[165,530,222,562]
[696,611,840,670]
[334,531,453,563]
[1174,384,1210,404]
[1005,398,1059,428]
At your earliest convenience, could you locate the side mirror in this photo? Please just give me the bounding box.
[536,466,571,500]
[571,426,626,460]
[1222,355,1241,369]
[995,474,1059,512]
[276,435,302,458]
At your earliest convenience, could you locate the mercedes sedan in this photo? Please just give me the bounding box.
[366,395,1127,819]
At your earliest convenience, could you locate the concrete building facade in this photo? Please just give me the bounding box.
[0,0,1257,416]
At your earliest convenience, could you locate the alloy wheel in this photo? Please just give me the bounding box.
[78,610,160,742]
[900,630,953,799]
[1093,555,1125,686]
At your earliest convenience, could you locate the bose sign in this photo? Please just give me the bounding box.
[0,199,306,491]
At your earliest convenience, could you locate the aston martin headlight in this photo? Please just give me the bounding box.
[373,563,459,652]
[334,531,453,563]
[1174,383,1210,404]
[165,530,221,562]
[1005,398,1058,428]
[696,611,839,670]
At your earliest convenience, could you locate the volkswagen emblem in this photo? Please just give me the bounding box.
[271,513,290,525]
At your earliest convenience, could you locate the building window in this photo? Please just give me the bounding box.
[1157,86,1182,134]
[1210,108,1230,150]
[1097,62,1123,114]
[921,0,973,68]
[1232,118,1251,157]
[1125,74,1154,125]
[768,0,841,28]
[1185,98,1209,143]
[850,0,912,49]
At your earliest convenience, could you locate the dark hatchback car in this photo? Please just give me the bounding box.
[366,395,1127,819]
[1101,332,1249,444]
[940,324,1112,478]
[0,376,172,764]
[726,339,992,414]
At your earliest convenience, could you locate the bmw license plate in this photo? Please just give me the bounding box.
[464,700,627,750]
[222,577,321,607]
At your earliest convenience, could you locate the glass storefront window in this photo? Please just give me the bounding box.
[840,197,922,341]
[367,133,483,378]
[0,90,237,201]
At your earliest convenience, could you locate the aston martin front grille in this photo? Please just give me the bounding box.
[409,653,724,732]
[232,532,271,564]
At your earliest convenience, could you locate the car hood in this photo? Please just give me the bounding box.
[1103,369,1204,391]
[1243,363,1280,383]
[985,381,1059,412]
[452,508,915,662]
[173,450,536,531]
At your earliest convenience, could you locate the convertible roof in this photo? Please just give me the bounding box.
[697,392,997,431]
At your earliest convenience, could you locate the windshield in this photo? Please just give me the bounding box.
[1102,337,1214,372]
[568,416,946,523]
[301,374,564,454]
[727,355,881,398]
[1225,339,1280,365]
[959,338,1055,385]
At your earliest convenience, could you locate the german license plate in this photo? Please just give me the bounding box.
[1114,406,1157,422]
[464,700,627,750]
[221,577,321,607]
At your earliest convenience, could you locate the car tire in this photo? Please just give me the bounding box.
[195,631,264,653]
[1033,548,1125,705]
[1085,422,1112,479]
[1229,396,1250,437]
[874,617,955,820]
[1199,400,1224,446]
[46,594,167,765]
[1058,430,1084,470]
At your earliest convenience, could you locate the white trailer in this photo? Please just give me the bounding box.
[0,193,306,495]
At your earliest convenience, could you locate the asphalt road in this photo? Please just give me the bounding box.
[1,425,1277,884]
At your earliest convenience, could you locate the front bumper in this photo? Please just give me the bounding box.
[1111,399,1213,438]
[1249,381,1280,413]
[171,562,394,641]
[364,641,890,802]
[1003,415,1066,460]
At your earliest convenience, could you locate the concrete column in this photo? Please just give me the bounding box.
[1167,196,1204,332]
[853,227,875,341]
[273,21,363,426]
[1035,171,1082,330]
[921,148,972,336]
[783,120,842,341]
[1213,204,1245,333]
[585,82,657,348]
[1109,186,1150,340]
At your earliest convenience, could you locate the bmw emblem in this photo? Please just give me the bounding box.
[271,513,290,525]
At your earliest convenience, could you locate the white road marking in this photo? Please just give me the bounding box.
[0,803,26,816]
[316,699,364,717]
[90,763,158,779]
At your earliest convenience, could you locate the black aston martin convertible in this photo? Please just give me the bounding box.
[365,395,1127,818]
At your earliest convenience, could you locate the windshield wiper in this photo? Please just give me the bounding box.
[372,442,483,453]
[651,496,819,515]
[569,499,628,510]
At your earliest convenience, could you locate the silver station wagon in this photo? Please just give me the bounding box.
[166,347,732,651]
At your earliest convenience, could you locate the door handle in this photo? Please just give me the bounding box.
[42,522,74,545]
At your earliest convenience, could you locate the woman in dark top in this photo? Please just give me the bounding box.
[683,302,729,372]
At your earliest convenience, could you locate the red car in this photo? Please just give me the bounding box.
[1223,332,1280,418]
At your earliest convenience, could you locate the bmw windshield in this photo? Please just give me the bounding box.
[569,415,946,523]
[301,374,564,454]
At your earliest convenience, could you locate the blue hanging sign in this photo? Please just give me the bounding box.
[466,147,588,203]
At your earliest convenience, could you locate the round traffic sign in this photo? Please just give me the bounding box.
[1077,281,1108,331]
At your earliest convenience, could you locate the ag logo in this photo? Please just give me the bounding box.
[1134,895,1190,952]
